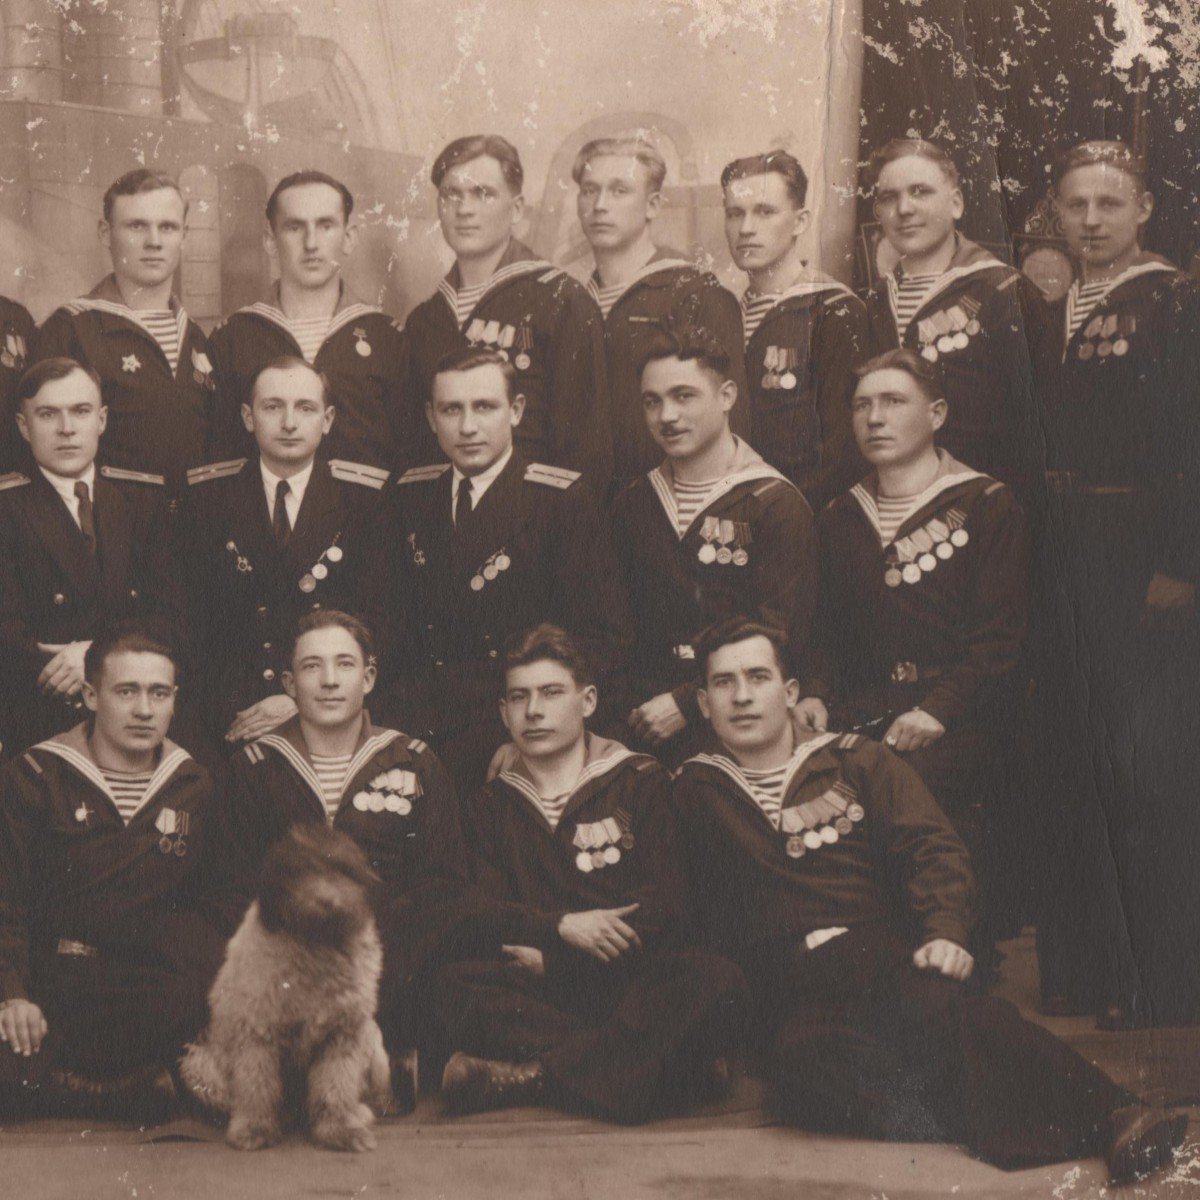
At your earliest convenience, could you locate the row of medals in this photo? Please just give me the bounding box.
[761,345,799,390]
[470,548,513,591]
[574,814,635,873]
[884,509,969,588]
[155,807,189,856]
[698,516,750,566]
[351,768,421,815]
[917,300,982,363]
[782,785,864,858]
[466,320,534,372]
[300,542,345,593]
[1077,313,1133,360]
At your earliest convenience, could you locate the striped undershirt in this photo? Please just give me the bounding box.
[136,310,182,374]
[285,314,334,362]
[99,767,154,823]
[1066,279,1113,341]
[876,492,922,546]
[592,280,626,319]
[311,752,353,820]
[741,292,777,345]
[892,272,942,338]
[740,763,790,829]
[673,477,718,536]
[451,281,489,329]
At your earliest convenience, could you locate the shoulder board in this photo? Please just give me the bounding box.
[188,458,247,486]
[995,272,1022,293]
[983,480,1006,497]
[525,463,580,489]
[21,752,42,774]
[61,301,88,316]
[836,733,863,751]
[100,465,165,486]
[537,267,565,284]
[407,737,429,754]
[751,478,789,499]
[329,459,389,490]
[0,472,31,491]
[243,743,266,765]
[635,758,660,773]
[397,464,451,485]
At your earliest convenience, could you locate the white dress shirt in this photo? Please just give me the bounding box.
[260,459,314,530]
[39,463,96,529]
[452,446,513,525]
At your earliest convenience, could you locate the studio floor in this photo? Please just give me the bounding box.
[4,932,1199,1200]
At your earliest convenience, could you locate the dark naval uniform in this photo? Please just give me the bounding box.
[0,726,238,1085]
[587,251,750,487]
[33,277,217,502]
[185,455,388,741]
[399,240,611,481]
[610,440,816,764]
[741,274,868,511]
[674,733,1136,1169]
[865,238,1045,494]
[0,465,184,757]
[1033,254,1200,1021]
[428,735,745,1124]
[207,286,408,470]
[364,454,634,794]
[0,296,35,472]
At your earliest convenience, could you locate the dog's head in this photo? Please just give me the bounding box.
[258,824,380,947]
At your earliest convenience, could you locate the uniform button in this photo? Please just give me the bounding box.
[434,660,444,668]
[129,589,139,600]
[263,642,272,651]
[262,668,276,682]
[312,603,321,610]
[426,624,434,631]
[257,606,268,618]
[488,650,498,659]
[53,593,65,605]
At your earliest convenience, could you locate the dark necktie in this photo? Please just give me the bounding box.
[74,480,95,556]
[273,478,292,545]
[455,476,473,531]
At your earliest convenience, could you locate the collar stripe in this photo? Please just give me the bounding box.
[885,260,1003,336]
[33,742,191,823]
[648,462,790,539]
[438,260,552,326]
[256,729,403,816]
[849,470,984,544]
[498,745,638,831]
[1062,261,1176,353]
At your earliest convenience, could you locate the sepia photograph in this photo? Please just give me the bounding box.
[0,0,1198,1195]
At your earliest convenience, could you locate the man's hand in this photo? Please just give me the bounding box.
[558,904,642,962]
[501,944,545,978]
[793,697,829,734]
[912,939,974,981]
[1143,572,1195,629]
[883,709,945,753]
[225,694,298,743]
[0,999,48,1056]
[36,641,90,697]
[628,693,686,747]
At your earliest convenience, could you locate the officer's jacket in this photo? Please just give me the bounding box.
[588,250,750,485]
[227,714,477,977]
[366,453,634,735]
[0,725,238,1002]
[0,465,185,753]
[465,736,687,962]
[1035,254,1200,583]
[610,439,816,722]
[400,239,611,481]
[865,238,1046,494]
[742,274,868,511]
[33,276,216,497]
[801,457,1027,731]
[673,733,974,960]
[0,295,35,472]
[186,454,387,728]
[207,284,408,470]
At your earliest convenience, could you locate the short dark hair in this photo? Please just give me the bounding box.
[1051,140,1147,193]
[638,324,732,386]
[572,137,667,192]
[853,348,944,404]
[287,610,375,669]
[503,623,595,689]
[265,170,355,228]
[103,169,186,224]
[249,355,332,408]
[84,621,179,686]
[869,138,960,189]
[431,345,517,404]
[432,135,524,195]
[13,358,103,414]
[721,151,808,208]
[694,617,793,685]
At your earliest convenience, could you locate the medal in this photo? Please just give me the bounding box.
[483,564,498,581]
[716,518,735,564]
[326,545,344,563]
[732,548,749,566]
[885,567,902,588]
[921,346,939,362]
[936,542,954,560]
[698,516,719,563]
[803,830,823,851]
[1079,342,1095,360]
[952,331,968,350]
[786,835,805,858]
[513,324,534,371]
[902,563,921,584]
[937,335,954,354]
[950,529,968,547]
[779,371,797,389]
[159,835,173,854]
[385,795,402,813]
[299,574,316,593]
[847,803,865,822]
[515,352,531,370]
[590,850,607,870]
[576,851,594,873]
[75,803,91,824]
[395,796,412,816]
[835,817,853,836]
[603,845,621,866]
[620,832,635,850]
[1097,341,1112,357]
[966,319,981,336]
[353,792,370,811]
[698,544,717,564]
[311,563,328,581]
[353,327,371,357]
[174,840,187,857]
[470,575,485,591]
[1112,338,1129,356]
[369,794,386,814]
[716,547,733,564]
[918,553,936,572]
[495,553,511,571]
[819,825,839,844]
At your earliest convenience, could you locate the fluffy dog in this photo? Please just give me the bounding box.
[181,825,393,1151]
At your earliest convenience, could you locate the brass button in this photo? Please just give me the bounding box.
[262,668,275,682]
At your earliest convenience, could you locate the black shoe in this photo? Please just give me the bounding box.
[1108,1104,1188,1184]
[441,1051,544,1115]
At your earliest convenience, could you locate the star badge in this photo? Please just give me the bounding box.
[122,354,141,373]
[74,803,91,824]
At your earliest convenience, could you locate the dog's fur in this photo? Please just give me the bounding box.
[181,825,393,1151]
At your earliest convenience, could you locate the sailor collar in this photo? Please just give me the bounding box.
[885,237,1007,327]
[1062,255,1177,352]
[586,248,695,309]
[437,240,556,323]
[742,271,856,316]
[849,452,986,548]
[238,282,382,347]
[69,275,190,354]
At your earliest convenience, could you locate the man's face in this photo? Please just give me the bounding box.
[437,155,523,262]
[851,367,945,468]
[242,364,333,470]
[501,659,596,761]
[284,626,375,732]
[100,188,187,291]
[641,356,736,463]
[266,182,355,292]
[723,171,809,274]
[17,369,107,479]
[873,156,962,262]
[697,636,798,757]
[84,651,177,761]
[1054,163,1151,273]
[576,155,660,253]
[427,363,523,476]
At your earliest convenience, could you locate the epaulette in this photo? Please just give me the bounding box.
[243,743,266,764]
[188,458,246,486]
[525,463,580,489]
[100,465,165,486]
[635,758,660,772]
[836,733,862,750]
[21,752,42,774]
[329,459,389,490]
[996,273,1021,292]
[537,267,565,284]
[0,471,31,491]
[752,478,788,499]
[407,737,429,754]
[397,464,451,485]
[983,480,1006,496]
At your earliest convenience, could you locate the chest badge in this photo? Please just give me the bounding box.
[156,808,189,856]
[2,332,27,370]
[74,803,92,825]
[470,548,511,591]
[573,810,634,872]
[353,327,372,357]
[191,348,214,388]
[122,354,141,373]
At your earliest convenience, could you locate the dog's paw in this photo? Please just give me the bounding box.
[311,1113,377,1153]
[226,1115,283,1151]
